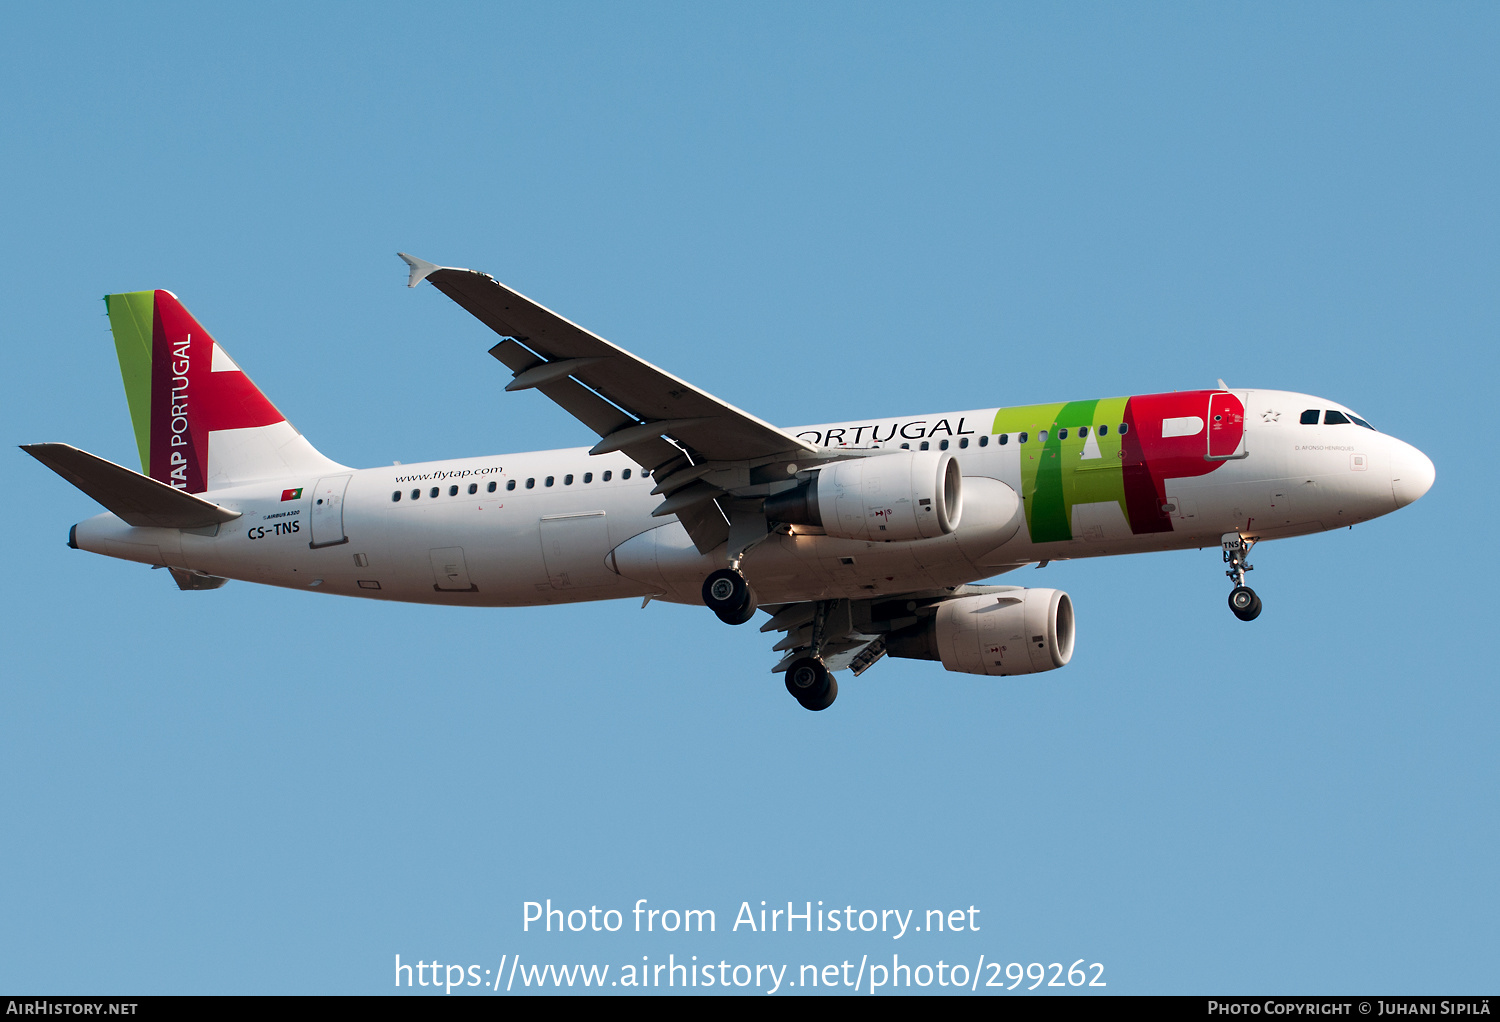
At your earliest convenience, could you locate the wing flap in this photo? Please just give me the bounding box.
[22,443,241,529]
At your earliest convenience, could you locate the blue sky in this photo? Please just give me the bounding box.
[1,3,1495,995]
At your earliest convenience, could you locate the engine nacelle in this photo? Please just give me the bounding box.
[887,589,1075,676]
[764,451,962,542]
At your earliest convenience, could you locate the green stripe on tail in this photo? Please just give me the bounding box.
[104,291,157,473]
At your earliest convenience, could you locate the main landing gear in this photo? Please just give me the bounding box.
[1222,532,1262,622]
[702,568,757,625]
[785,656,838,712]
[780,600,843,711]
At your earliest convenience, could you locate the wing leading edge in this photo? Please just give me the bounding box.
[400,253,827,553]
[399,254,817,465]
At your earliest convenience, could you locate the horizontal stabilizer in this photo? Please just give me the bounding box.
[21,443,242,529]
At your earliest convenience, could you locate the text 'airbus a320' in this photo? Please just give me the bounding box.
[25,255,1435,709]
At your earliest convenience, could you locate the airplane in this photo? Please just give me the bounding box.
[23,254,1436,710]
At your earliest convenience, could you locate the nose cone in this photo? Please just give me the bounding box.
[1391,440,1435,508]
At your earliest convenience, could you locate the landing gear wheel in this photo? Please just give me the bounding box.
[785,656,836,710]
[717,596,758,626]
[702,568,756,625]
[801,676,838,711]
[1228,585,1262,621]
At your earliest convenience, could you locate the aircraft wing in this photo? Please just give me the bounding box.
[760,585,1026,678]
[761,599,890,676]
[399,254,819,473]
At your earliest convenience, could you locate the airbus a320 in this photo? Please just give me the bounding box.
[24,255,1436,710]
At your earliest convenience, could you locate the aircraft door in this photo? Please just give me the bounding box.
[309,475,352,548]
[430,547,479,592]
[540,511,619,590]
[1207,392,1248,460]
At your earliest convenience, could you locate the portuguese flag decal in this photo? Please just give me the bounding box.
[281,488,303,501]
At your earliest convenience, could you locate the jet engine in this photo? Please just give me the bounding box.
[763,451,962,542]
[886,589,1074,676]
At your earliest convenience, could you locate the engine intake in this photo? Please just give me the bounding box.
[886,589,1075,676]
[764,451,962,542]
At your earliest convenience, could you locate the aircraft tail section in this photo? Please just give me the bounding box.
[105,290,344,493]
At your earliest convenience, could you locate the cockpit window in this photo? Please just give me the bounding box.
[1300,409,1320,424]
[1324,410,1350,425]
[1349,414,1376,431]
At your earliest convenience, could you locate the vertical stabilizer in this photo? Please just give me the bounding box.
[104,290,344,493]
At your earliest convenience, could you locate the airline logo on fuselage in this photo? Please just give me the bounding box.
[792,417,978,447]
[793,393,1246,544]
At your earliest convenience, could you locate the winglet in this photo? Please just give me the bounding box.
[397,252,446,288]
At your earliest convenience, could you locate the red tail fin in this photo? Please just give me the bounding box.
[107,290,342,492]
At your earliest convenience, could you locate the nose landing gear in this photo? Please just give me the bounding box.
[1222,532,1262,621]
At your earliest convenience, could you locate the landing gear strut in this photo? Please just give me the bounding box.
[785,656,837,711]
[1222,532,1262,621]
[702,568,757,625]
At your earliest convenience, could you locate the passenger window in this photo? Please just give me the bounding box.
[391,491,401,502]
[487,481,497,492]
[584,472,593,483]
[958,437,968,449]
[998,434,1008,446]
[920,441,930,451]
[1058,428,1068,440]
[1078,426,1088,438]
[526,478,535,489]
[410,489,420,500]
[939,439,949,450]
[603,470,612,482]
[1098,424,1108,436]
[1018,432,1028,444]
[979,435,989,447]
[449,485,459,496]
[622,469,632,479]
[430,487,439,498]
[900,443,910,450]
[1038,430,1049,442]
[564,474,574,485]
[1118,423,1129,435]
[1324,411,1350,425]
[545,476,555,487]
[505,480,514,491]
[1300,409,1321,424]
[468,483,477,494]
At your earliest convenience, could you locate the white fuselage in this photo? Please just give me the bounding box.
[70,390,1433,607]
